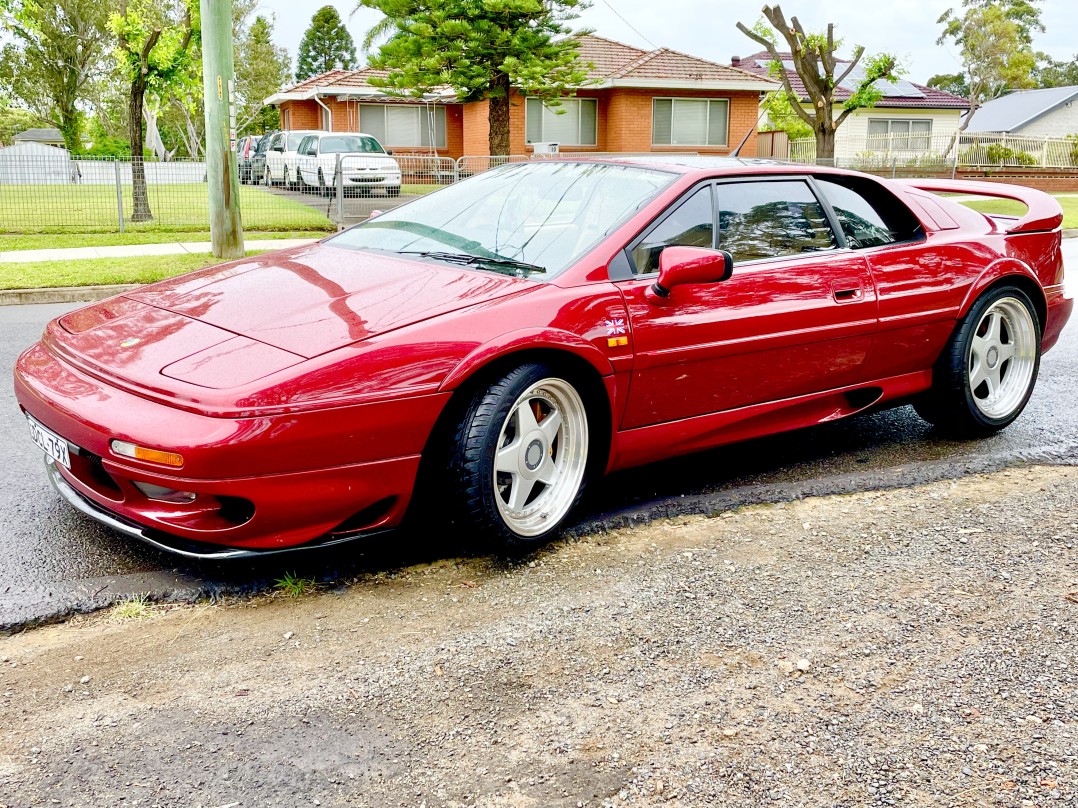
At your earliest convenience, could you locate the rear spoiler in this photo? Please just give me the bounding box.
[895,178,1062,234]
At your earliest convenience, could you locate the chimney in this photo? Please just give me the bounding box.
[731,55,741,67]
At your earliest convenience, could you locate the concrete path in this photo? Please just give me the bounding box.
[0,237,320,264]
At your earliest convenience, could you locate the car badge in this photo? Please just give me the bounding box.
[120,337,141,348]
[604,318,627,336]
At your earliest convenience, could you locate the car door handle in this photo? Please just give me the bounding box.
[832,280,863,302]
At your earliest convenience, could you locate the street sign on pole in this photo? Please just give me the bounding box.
[200,0,244,259]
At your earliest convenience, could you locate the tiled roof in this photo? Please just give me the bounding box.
[277,34,775,98]
[736,51,970,109]
[575,34,649,80]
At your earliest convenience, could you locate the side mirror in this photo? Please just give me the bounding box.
[385,149,394,155]
[648,247,733,302]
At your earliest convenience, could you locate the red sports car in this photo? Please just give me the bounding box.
[14,158,1072,558]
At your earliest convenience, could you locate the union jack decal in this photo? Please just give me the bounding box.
[604,318,627,336]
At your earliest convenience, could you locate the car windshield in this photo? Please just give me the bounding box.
[327,161,674,281]
[319,135,385,154]
[287,133,309,150]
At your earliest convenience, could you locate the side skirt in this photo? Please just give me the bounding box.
[609,370,932,472]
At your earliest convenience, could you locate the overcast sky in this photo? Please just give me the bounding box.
[254,0,1078,86]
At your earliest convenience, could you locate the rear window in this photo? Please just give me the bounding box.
[815,177,924,248]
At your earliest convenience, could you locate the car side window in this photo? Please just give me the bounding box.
[716,180,836,263]
[814,177,924,249]
[630,186,713,275]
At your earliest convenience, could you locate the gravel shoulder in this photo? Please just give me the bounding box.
[2,466,1077,807]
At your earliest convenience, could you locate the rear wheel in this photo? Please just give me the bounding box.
[449,364,591,552]
[914,284,1041,436]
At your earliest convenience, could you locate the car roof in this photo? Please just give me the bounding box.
[546,155,862,181]
[310,131,378,139]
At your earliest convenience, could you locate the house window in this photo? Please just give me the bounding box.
[867,119,932,150]
[652,98,729,147]
[358,104,447,149]
[281,108,291,130]
[525,98,598,146]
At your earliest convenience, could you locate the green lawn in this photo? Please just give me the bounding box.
[958,194,1078,228]
[0,230,327,252]
[0,184,334,235]
[0,251,268,290]
[401,183,445,195]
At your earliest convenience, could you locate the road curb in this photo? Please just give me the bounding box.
[0,284,139,306]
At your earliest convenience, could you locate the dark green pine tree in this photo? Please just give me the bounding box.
[295,6,358,81]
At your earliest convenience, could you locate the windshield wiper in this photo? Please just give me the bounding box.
[397,250,544,276]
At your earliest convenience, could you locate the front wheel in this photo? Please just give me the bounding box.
[449,364,591,551]
[914,284,1041,436]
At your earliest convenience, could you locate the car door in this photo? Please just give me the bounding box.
[617,177,879,429]
[266,133,285,180]
[297,137,317,184]
[812,176,981,381]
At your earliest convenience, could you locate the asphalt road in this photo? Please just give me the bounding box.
[1,243,1075,630]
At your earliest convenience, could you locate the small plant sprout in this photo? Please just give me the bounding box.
[273,572,319,598]
[110,593,153,620]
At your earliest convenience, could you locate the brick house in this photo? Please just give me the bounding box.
[264,34,778,159]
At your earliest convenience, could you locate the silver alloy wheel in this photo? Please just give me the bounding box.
[493,378,588,537]
[968,296,1037,419]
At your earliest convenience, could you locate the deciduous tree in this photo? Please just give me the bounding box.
[737,6,899,161]
[110,0,196,220]
[937,0,1042,131]
[0,0,110,151]
[1033,54,1078,88]
[295,6,356,81]
[357,0,591,156]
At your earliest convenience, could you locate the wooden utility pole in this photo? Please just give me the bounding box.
[200,0,244,258]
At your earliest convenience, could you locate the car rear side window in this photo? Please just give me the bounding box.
[631,186,714,275]
[815,177,925,248]
[716,180,836,263]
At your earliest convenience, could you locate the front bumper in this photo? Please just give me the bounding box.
[342,171,401,187]
[45,460,393,560]
[15,341,447,554]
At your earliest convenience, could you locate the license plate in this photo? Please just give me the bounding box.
[26,415,71,469]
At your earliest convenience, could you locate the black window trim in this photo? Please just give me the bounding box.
[808,173,927,252]
[613,174,849,281]
[615,179,717,281]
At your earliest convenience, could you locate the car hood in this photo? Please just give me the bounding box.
[125,243,535,358]
[48,244,535,396]
[337,154,398,168]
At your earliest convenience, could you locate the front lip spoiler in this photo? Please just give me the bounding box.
[45,460,386,561]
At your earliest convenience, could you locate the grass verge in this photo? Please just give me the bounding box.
[0,184,334,234]
[0,251,267,290]
[0,230,327,252]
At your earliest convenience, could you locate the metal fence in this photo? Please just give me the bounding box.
[0,153,337,234]
[789,131,1078,171]
[1,150,712,234]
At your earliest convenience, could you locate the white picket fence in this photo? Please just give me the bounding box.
[789,131,1078,169]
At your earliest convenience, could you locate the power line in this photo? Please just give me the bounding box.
[599,0,658,50]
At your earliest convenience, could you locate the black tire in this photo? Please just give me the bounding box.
[448,363,592,552]
[387,186,401,197]
[914,284,1041,436]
